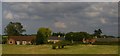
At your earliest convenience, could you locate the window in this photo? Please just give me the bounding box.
[16,41,20,45]
[22,41,27,45]
[9,41,12,44]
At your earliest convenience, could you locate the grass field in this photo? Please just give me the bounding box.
[2,44,118,54]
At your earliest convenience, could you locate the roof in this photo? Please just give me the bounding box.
[8,36,36,41]
[8,36,65,41]
[96,38,120,42]
[49,36,65,40]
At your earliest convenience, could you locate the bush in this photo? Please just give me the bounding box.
[92,42,119,45]
[56,41,82,46]
[51,41,71,49]
[59,40,71,46]
[2,36,7,44]
[58,45,61,49]
[52,45,57,49]
[47,41,54,44]
[61,45,64,48]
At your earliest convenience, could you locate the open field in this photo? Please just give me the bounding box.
[2,44,118,54]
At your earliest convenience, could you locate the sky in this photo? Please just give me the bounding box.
[2,2,118,36]
[0,2,2,35]
[2,0,119,2]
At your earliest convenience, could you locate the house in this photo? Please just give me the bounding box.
[82,38,96,44]
[7,36,36,45]
[7,35,65,45]
[82,38,120,44]
[48,36,65,43]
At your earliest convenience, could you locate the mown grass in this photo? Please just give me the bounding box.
[2,44,118,54]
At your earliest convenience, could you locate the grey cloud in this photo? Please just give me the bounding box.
[2,2,118,36]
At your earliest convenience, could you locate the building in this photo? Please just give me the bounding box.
[7,36,36,45]
[48,36,65,43]
[7,35,65,45]
[95,38,119,42]
[82,38,96,44]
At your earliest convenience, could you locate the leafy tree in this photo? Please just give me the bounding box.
[4,22,26,36]
[36,27,52,45]
[52,32,65,37]
[79,32,92,39]
[2,35,8,44]
[94,29,102,38]
[106,36,116,38]
[65,32,74,41]
[117,36,120,38]
[65,32,91,42]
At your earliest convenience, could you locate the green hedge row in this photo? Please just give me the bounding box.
[92,42,119,45]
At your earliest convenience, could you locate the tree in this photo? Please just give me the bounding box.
[52,32,65,37]
[65,32,91,42]
[79,32,92,39]
[36,27,52,45]
[4,22,26,36]
[65,32,74,41]
[94,29,102,38]
[2,35,8,44]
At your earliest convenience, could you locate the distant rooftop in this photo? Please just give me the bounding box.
[49,36,65,40]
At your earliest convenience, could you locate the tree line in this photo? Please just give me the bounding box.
[3,22,118,45]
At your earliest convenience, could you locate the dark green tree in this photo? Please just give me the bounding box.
[65,32,74,41]
[36,27,52,45]
[65,32,91,42]
[52,32,65,36]
[94,29,102,38]
[79,32,92,39]
[4,22,26,36]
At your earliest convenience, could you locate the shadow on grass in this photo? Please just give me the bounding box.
[1,54,119,56]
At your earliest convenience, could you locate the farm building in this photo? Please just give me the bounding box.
[82,38,120,44]
[48,36,65,43]
[7,36,65,45]
[93,38,120,45]
[95,38,120,42]
[7,36,36,45]
[82,38,96,44]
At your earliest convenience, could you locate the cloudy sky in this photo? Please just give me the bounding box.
[2,2,118,36]
[0,2,2,34]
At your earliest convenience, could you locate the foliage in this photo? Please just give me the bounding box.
[117,36,120,38]
[52,45,57,49]
[52,32,65,37]
[94,29,102,38]
[36,27,52,45]
[65,32,74,41]
[92,42,119,45]
[65,32,92,42]
[2,36,8,44]
[101,35,117,38]
[4,22,26,36]
[55,40,71,46]
[52,41,70,49]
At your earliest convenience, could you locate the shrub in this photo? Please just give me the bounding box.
[58,45,61,49]
[2,36,7,44]
[52,45,57,49]
[61,45,64,48]
[59,40,71,46]
[47,41,54,44]
[92,42,119,45]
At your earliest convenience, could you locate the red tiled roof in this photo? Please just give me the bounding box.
[8,36,36,41]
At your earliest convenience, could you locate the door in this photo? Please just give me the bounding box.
[16,41,20,45]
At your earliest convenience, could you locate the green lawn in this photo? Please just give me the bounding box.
[2,44,118,54]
